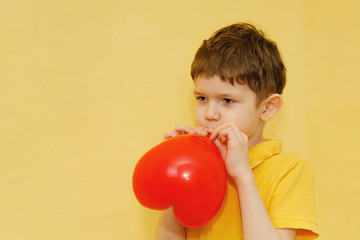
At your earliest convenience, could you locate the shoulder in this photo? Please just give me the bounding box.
[265,152,316,200]
[265,153,319,237]
[254,151,315,193]
[264,151,313,176]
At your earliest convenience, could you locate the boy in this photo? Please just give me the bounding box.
[155,23,319,240]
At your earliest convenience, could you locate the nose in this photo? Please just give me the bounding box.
[205,102,220,121]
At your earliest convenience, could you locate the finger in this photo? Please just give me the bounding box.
[209,128,219,141]
[164,131,178,140]
[174,125,196,135]
[216,122,247,142]
[219,131,228,143]
[226,127,240,147]
[219,127,231,143]
[210,124,230,141]
[194,127,209,137]
[207,128,215,134]
[226,126,249,149]
[228,122,249,144]
[227,122,245,140]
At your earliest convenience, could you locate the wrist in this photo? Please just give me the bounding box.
[232,169,255,187]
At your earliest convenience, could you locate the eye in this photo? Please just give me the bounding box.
[196,96,207,101]
[223,98,234,104]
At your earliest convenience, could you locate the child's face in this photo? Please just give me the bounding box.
[194,75,265,141]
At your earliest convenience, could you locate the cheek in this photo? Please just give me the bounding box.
[194,108,202,125]
[235,113,260,135]
[194,104,207,125]
[229,114,251,132]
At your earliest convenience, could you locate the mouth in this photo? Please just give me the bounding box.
[198,125,218,131]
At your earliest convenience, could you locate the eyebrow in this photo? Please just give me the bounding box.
[193,90,236,99]
[193,90,203,95]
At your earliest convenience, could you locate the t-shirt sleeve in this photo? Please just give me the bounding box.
[268,156,319,240]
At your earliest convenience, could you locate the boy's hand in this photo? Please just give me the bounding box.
[209,122,252,181]
[164,125,209,140]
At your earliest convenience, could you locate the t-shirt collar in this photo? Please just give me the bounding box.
[249,139,282,169]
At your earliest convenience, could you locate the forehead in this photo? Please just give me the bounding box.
[194,75,255,97]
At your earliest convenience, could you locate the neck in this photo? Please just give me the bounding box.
[248,134,264,149]
[248,124,265,148]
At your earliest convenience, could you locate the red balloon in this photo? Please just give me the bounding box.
[132,134,227,228]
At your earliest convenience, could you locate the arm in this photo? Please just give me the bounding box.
[155,209,186,240]
[210,122,297,240]
[236,171,297,240]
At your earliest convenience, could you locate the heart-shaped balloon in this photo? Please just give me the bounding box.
[132,134,227,228]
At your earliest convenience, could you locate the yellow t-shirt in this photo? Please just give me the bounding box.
[186,139,319,240]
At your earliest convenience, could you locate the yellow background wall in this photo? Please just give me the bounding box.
[1,0,359,239]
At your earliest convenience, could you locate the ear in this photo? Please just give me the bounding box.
[260,94,283,122]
